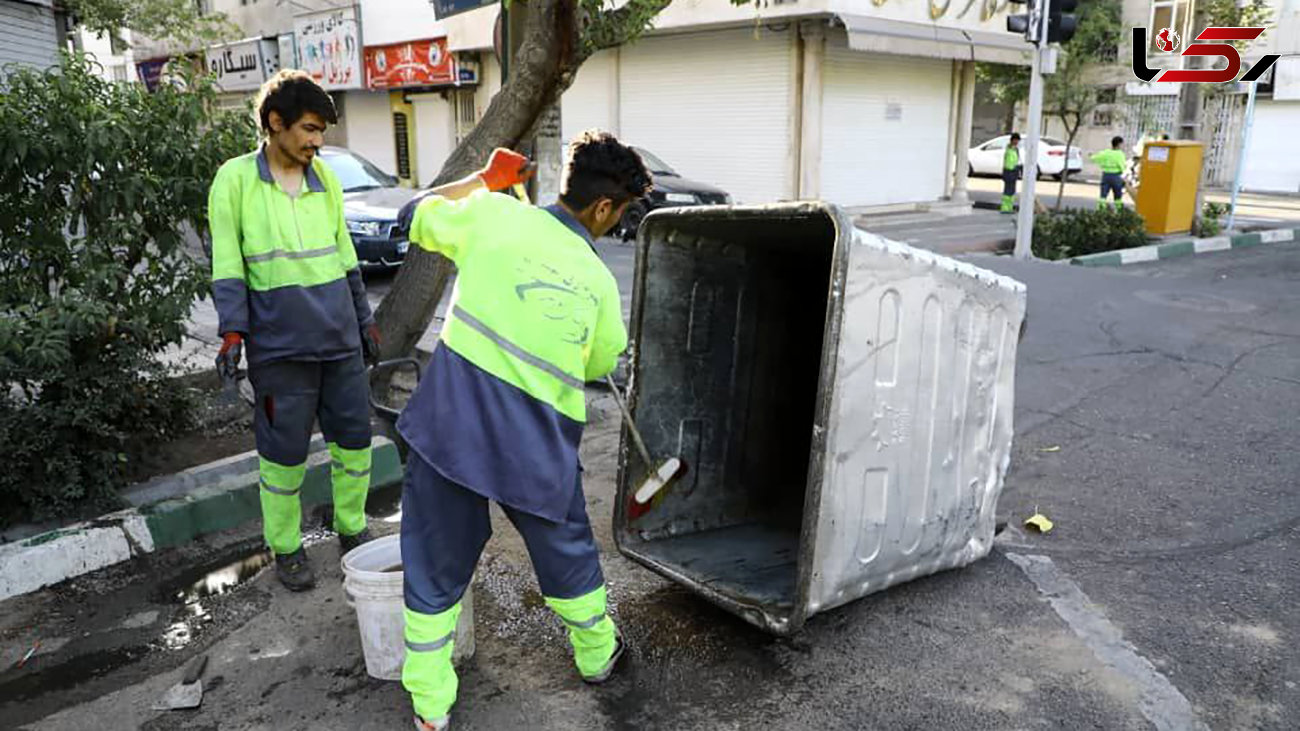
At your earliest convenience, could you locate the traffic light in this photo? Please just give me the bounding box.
[1047,0,1078,44]
[1006,0,1041,44]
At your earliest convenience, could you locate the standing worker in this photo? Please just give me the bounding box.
[394,131,651,731]
[1092,136,1128,210]
[1001,132,1023,214]
[208,70,382,592]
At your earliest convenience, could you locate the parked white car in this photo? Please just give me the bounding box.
[967,135,1084,179]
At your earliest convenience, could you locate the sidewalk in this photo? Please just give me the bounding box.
[967,176,1300,227]
[854,207,1015,255]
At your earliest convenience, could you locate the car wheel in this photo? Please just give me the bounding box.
[620,202,647,242]
[968,163,975,177]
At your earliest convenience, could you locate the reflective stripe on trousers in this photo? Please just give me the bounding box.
[403,604,462,722]
[259,457,307,555]
[329,442,371,537]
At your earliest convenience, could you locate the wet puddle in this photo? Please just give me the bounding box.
[172,551,274,606]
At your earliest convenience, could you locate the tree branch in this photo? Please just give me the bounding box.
[583,0,672,57]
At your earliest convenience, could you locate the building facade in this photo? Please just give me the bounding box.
[1028,0,1299,193]
[562,0,1030,210]
[129,0,1034,209]
[0,0,69,75]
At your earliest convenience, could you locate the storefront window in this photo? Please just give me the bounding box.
[1149,0,1193,56]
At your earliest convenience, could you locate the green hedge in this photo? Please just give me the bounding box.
[1032,207,1150,261]
[0,55,257,524]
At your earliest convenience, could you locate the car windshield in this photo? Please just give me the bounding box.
[1042,138,1068,147]
[320,150,398,192]
[633,148,676,176]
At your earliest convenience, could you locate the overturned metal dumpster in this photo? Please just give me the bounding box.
[613,202,1027,635]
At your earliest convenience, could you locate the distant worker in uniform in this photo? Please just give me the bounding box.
[1092,135,1128,210]
[394,131,652,731]
[1001,132,1023,214]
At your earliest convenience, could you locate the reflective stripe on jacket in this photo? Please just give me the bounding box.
[396,192,626,521]
[208,146,373,365]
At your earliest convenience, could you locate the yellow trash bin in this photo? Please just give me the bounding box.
[1136,140,1204,235]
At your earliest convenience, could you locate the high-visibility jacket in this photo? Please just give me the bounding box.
[1091,148,1128,174]
[208,146,373,365]
[396,191,626,521]
[1003,145,1020,171]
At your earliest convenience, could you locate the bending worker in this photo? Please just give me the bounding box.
[395,131,652,731]
[1092,136,1128,210]
[1001,132,1023,214]
[208,70,381,591]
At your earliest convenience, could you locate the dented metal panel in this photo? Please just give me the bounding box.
[805,227,1026,618]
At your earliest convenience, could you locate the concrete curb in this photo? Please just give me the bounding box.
[1070,227,1298,267]
[0,436,403,602]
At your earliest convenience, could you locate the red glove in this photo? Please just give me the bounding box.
[477,148,534,192]
[361,323,382,364]
[216,332,242,379]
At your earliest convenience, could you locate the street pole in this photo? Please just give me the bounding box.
[1225,80,1257,233]
[1013,25,1047,259]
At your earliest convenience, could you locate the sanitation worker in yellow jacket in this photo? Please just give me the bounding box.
[394,131,651,731]
[208,70,382,591]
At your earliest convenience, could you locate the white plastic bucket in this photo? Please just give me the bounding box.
[341,534,475,680]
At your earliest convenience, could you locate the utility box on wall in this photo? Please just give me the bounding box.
[613,203,1027,635]
[1137,140,1204,235]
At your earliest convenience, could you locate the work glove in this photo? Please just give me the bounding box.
[361,322,383,365]
[216,332,243,380]
[477,148,534,192]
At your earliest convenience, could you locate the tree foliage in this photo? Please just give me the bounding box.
[0,55,257,523]
[65,0,238,48]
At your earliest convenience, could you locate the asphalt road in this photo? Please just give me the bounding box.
[4,240,1299,730]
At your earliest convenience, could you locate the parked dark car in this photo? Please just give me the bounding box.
[619,147,731,241]
[319,147,418,267]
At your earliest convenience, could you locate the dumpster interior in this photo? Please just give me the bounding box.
[621,208,839,615]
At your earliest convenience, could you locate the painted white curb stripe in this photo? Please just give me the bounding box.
[1120,245,1160,264]
[0,511,154,602]
[1194,237,1231,253]
[1260,228,1295,243]
[1007,553,1208,731]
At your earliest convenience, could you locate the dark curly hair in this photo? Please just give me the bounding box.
[255,70,338,135]
[560,130,652,210]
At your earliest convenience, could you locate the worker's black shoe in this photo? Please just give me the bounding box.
[582,633,626,685]
[274,547,316,591]
[338,527,375,555]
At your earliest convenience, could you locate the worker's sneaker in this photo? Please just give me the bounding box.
[582,633,627,685]
[274,547,316,592]
[338,527,374,555]
[413,714,449,730]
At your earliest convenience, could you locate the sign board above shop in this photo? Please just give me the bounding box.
[205,38,280,92]
[365,37,456,89]
[430,0,495,20]
[295,7,363,90]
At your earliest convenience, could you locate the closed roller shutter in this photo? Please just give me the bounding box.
[821,43,952,207]
[618,28,797,204]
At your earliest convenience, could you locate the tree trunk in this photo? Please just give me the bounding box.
[1056,120,1079,210]
[371,0,671,398]
[372,0,582,379]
